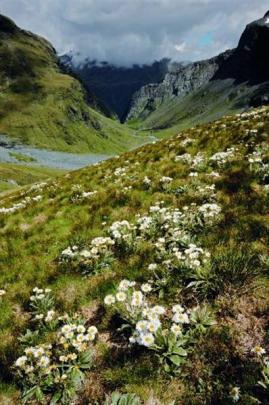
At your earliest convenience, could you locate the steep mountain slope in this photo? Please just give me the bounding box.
[60,57,169,122]
[0,106,268,404]
[0,15,148,154]
[127,11,269,129]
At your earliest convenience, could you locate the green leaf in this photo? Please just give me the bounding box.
[69,367,85,386]
[172,347,188,356]
[79,349,93,369]
[50,391,62,404]
[169,354,183,366]
[22,386,40,403]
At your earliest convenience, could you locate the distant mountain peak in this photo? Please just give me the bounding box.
[264,10,269,18]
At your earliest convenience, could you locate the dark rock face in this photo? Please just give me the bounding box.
[213,12,269,84]
[0,15,18,35]
[60,57,169,121]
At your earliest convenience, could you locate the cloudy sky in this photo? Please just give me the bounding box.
[0,0,268,65]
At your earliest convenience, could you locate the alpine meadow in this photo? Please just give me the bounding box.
[0,2,269,405]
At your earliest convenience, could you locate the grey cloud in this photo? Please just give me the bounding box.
[0,0,268,65]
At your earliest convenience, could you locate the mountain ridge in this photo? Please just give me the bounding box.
[0,14,149,154]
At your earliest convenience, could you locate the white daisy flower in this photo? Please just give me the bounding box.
[104,294,116,305]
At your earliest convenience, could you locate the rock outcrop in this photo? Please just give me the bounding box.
[126,51,232,121]
[213,11,269,84]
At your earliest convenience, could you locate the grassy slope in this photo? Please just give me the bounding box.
[0,163,65,193]
[0,106,268,403]
[129,80,263,139]
[0,16,149,154]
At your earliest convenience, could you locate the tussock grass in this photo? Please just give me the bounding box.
[0,106,268,403]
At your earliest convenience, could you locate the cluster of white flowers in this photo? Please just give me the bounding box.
[62,237,114,262]
[104,279,211,361]
[191,152,206,169]
[0,289,6,297]
[29,287,56,326]
[61,237,115,275]
[136,203,183,238]
[28,182,47,193]
[30,287,51,301]
[247,145,269,183]
[104,278,207,350]
[114,167,127,177]
[104,280,153,324]
[32,195,42,202]
[86,236,115,256]
[15,344,52,375]
[108,220,135,250]
[207,171,220,178]
[61,245,79,258]
[175,152,206,171]
[143,176,152,187]
[71,190,97,202]
[0,200,27,214]
[15,318,98,395]
[122,186,132,193]
[59,323,98,354]
[180,137,193,147]
[160,176,173,184]
[175,153,193,164]
[71,184,82,192]
[248,150,263,164]
[198,203,222,220]
[189,171,198,177]
[173,243,211,270]
[15,288,99,401]
[196,184,216,198]
[209,148,236,167]
[0,195,42,215]
[130,302,191,348]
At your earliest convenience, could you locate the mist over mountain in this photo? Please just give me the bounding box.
[60,11,269,128]
[59,56,170,121]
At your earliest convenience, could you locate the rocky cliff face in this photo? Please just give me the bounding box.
[127,11,269,122]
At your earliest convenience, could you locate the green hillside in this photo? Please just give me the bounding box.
[0,106,268,404]
[129,80,269,140]
[0,15,149,154]
[0,163,65,193]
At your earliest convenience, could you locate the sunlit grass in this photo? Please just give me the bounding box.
[0,106,268,403]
